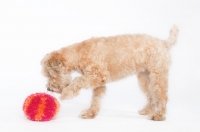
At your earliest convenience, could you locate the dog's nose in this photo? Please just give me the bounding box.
[47,87,51,91]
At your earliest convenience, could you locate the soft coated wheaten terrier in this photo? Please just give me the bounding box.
[41,25,178,121]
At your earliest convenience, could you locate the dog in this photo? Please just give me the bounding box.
[41,25,178,121]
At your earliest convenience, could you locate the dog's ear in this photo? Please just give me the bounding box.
[48,52,67,71]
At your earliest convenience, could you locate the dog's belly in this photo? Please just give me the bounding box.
[106,60,137,82]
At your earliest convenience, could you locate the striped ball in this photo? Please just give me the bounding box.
[23,93,60,121]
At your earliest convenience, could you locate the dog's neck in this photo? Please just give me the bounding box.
[60,46,79,71]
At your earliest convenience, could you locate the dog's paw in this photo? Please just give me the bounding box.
[59,94,66,101]
[79,109,97,119]
[149,114,166,121]
[138,108,151,115]
[59,89,74,100]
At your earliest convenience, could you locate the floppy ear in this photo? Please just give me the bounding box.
[48,52,67,71]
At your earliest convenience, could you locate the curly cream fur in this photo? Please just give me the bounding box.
[41,25,178,121]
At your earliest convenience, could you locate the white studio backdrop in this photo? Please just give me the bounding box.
[0,0,200,132]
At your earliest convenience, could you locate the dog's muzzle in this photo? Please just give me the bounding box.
[47,87,52,91]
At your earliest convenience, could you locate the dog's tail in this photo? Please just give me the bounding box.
[166,25,179,49]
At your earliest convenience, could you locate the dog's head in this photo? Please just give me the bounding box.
[41,51,71,93]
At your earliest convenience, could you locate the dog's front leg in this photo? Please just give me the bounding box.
[60,74,106,100]
[59,77,83,100]
[80,86,106,119]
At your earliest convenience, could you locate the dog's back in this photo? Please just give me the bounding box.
[73,25,178,82]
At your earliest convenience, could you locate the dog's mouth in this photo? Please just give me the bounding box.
[45,75,71,94]
[47,87,62,93]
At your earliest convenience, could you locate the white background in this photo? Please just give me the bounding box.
[0,0,200,132]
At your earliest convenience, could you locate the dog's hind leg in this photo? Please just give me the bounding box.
[148,69,168,121]
[137,69,155,115]
[80,86,106,119]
